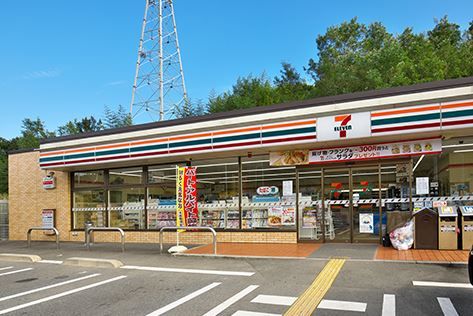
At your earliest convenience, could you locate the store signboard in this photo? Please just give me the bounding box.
[42,175,55,189]
[257,186,279,195]
[359,213,374,233]
[269,150,309,166]
[41,209,55,228]
[176,166,198,227]
[317,112,371,141]
[310,138,441,164]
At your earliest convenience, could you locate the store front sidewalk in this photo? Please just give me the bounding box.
[184,242,470,263]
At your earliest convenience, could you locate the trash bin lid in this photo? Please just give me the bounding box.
[438,206,458,217]
[460,206,473,216]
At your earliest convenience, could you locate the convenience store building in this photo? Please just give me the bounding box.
[8,77,473,245]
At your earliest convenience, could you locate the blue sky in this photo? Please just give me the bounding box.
[1,0,472,139]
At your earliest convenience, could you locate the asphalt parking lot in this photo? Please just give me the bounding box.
[0,256,472,315]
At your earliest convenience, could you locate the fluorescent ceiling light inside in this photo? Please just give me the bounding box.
[453,148,473,153]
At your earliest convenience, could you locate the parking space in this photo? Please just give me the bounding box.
[0,258,471,315]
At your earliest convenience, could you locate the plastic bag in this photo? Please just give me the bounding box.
[389,220,414,250]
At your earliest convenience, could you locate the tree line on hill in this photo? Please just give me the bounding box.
[1,16,472,196]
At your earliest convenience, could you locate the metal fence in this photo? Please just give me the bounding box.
[0,200,8,240]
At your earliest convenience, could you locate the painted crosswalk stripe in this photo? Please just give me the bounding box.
[251,295,297,306]
[0,268,33,277]
[121,265,254,276]
[0,275,127,315]
[0,267,13,271]
[147,282,221,316]
[0,273,101,302]
[382,294,396,316]
[233,311,281,316]
[203,285,259,316]
[413,281,473,289]
[318,299,367,312]
[437,297,459,316]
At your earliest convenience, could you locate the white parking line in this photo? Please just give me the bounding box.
[0,267,13,271]
[437,297,459,316]
[121,265,254,276]
[37,260,63,265]
[251,294,297,306]
[0,268,33,277]
[146,282,221,316]
[382,294,396,316]
[318,299,367,312]
[203,285,260,316]
[0,275,127,315]
[233,311,281,316]
[413,281,473,289]
[0,273,101,303]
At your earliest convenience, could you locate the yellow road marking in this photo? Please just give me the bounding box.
[284,259,345,316]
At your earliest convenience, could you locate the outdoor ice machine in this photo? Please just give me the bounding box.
[438,206,458,250]
[460,206,473,250]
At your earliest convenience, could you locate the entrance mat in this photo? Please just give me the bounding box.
[184,242,320,257]
[375,246,470,263]
[308,243,379,259]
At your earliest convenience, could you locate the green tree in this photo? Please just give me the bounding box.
[103,105,133,129]
[173,99,208,118]
[17,118,55,149]
[0,137,19,195]
[57,116,104,136]
[306,17,473,96]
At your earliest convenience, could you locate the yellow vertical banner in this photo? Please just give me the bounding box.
[176,166,186,230]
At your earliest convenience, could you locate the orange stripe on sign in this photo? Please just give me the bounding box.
[262,119,317,130]
[212,126,261,136]
[168,132,212,141]
[441,100,473,110]
[372,105,440,117]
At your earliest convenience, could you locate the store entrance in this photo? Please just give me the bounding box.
[298,165,389,243]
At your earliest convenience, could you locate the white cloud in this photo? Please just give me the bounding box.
[104,80,126,87]
[22,69,62,80]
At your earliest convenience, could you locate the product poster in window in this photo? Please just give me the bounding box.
[268,206,283,226]
[359,213,374,233]
[282,207,295,226]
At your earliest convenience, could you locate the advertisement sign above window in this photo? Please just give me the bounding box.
[317,112,371,141]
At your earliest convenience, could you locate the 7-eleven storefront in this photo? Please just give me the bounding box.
[8,77,473,245]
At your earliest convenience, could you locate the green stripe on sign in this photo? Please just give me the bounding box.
[64,152,95,160]
[129,143,167,152]
[39,156,63,163]
[169,138,211,148]
[213,132,261,144]
[95,148,130,157]
[262,126,316,138]
[442,109,473,119]
[372,112,440,126]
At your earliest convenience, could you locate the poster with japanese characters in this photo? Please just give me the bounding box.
[176,166,198,227]
[309,138,441,164]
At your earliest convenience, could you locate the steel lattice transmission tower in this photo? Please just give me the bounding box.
[130,0,188,122]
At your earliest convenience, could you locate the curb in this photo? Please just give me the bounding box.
[63,257,124,268]
[175,252,306,260]
[0,253,42,263]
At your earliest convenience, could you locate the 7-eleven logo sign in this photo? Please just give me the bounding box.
[334,114,352,138]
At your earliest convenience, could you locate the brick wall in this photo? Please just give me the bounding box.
[8,151,297,244]
[8,151,71,242]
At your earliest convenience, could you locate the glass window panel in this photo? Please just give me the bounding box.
[109,187,145,229]
[109,167,143,185]
[72,190,106,229]
[241,155,296,230]
[192,157,240,229]
[73,171,104,188]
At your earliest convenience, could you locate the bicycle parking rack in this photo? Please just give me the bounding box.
[86,227,125,252]
[27,227,60,249]
[159,226,217,255]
